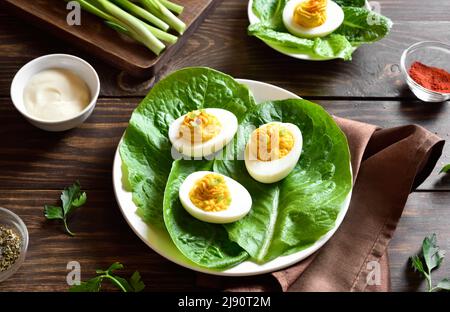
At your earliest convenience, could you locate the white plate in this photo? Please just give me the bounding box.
[247,0,370,61]
[112,79,352,276]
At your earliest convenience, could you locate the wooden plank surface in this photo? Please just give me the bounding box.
[0,0,450,292]
[3,0,218,76]
[390,192,450,292]
[0,190,448,292]
[1,1,450,97]
[0,190,196,291]
[0,98,447,191]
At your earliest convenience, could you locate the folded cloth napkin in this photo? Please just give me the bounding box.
[196,117,444,292]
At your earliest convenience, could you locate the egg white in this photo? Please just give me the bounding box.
[168,108,238,158]
[282,0,344,38]
[179,171,252,224]
[245,122,303,184]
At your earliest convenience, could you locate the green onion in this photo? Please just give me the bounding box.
[108,20,177,44]
[71,0,176,44]
[71,0,111,20]
[104,20,142,42]
[159,0,183,15]
[64,0,184,54]
[140,0,186,34]
[144,23,177,44]
[96,0,165,55]
[111,0,169,31]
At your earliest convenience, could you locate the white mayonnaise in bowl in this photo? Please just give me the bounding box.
[10,54,100,132]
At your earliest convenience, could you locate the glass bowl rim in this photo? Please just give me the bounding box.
[400,41,450,97]
[0,207,29,282]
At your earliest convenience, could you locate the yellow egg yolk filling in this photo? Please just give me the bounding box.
[179,110,221,143]
[294,0,328,28]
[189,174,231,212]
[251,124,295,161]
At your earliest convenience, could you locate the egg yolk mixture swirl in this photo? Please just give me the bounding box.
[189,174,231,212]
[179,110,221,143]
[251,124,295,161]
[294,0,328,28]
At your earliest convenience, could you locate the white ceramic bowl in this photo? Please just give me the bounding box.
[10,54,100,132]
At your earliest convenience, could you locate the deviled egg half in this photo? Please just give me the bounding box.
[169,108,238,158]
[179,171,252,224]
[245,122,303,184]
[283,0,344,38]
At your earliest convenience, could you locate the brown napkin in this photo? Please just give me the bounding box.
[197,117,444,292]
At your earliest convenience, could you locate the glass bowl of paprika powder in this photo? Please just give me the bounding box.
[401,41,450,102]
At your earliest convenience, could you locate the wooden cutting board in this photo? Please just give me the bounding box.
[3,0,219,77]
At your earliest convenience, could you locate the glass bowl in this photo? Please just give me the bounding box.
[401,41,450,102]
[0,207,29,283]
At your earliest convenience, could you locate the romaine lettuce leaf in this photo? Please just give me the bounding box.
[221,100,352,262]
[248,24,354,60]
[252,0,288,29]
[334,0,366,7]
[120,67,256,228]
[335,7,393,45]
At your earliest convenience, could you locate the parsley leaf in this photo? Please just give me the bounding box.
[440,164,450,174]
[422,234,445,272]
[69,262,145,292]
[435,279,450,291]
[69,276,103,292]
[410,234,450,292]
[129,271,146,292]
[43,205,64,220]
[44,181,87,236]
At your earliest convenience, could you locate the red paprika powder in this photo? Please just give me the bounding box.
[408,61,450,93]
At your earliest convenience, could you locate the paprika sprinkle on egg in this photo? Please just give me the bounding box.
[408,61,450,93]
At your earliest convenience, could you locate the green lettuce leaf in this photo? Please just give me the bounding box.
[248,24,354,60]
[334,0,366,7]
[248,23,315,53]
[163,160,249,269]
[335,7,393,45]
[252,0,288,28]
[224,100,352,262]
[120,67,256,228]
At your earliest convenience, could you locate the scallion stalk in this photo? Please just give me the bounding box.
[144,24,178,44]
[110,0,170,31]
[96,0,165,55]
[159,0,183,15]
[71,0,111,20]
[106,21,177,44]
[139,0,186,34]
[71,0,176,44]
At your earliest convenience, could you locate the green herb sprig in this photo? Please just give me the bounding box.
[69,262,145,292]
[44,181,87,236]
[410,234,450,292]
[440,164,450,174]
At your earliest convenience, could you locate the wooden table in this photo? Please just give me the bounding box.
[1,0,450,292]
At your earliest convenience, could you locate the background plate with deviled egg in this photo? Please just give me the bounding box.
[247,0,392,61]
[113,67,352,276]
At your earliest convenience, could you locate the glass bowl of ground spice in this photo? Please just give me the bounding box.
[0,207,29,283]
[401,41,450,102]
